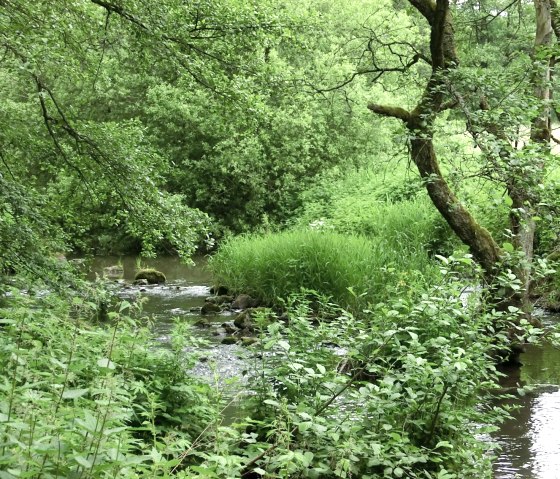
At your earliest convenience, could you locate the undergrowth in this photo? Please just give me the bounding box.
[0,255,528,478]
[209,229,440,311]
[185,256,517,478]
[0,287,218,477]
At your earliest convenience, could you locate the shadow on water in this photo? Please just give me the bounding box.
[493,313,560,479]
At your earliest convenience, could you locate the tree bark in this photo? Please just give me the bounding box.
[369,0,554,311]
[508,0,552,309]
[409,135,501,274]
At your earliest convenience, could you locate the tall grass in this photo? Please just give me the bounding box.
[209,228,439,311]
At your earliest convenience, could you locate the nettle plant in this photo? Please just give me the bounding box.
[0,287,218,478]
[192,257,522,479]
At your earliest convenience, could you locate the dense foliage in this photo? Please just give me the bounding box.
[2,0,560,478]
[0,288,217,476]
[1,260,519,478]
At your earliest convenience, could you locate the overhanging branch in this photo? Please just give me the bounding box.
[408,0,436,24]
[367,103,411,122]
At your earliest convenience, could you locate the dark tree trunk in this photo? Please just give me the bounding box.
[368,0,553,317]
[369,0,502,280]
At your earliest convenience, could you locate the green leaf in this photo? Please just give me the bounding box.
[75,455,93,468]
[97,358,116,370]
[62,388,89,399]
[298,421,311,433]
[190,467,218,477]
[277,340,290,351]
[119,300,131,312]
[502,242,514,253]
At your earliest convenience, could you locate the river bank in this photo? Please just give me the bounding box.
[89,255,560,479]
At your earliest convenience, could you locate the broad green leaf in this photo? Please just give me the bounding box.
[502,242,514,252]
[75,455,92,468]
[62,388,89,399]
[97,358,116,370]
[119,300,131,312]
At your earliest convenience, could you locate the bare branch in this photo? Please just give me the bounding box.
[314,53,423,93]
[440,98,458,111]
[90,0,149,31]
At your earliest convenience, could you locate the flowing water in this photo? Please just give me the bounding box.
[88,255,249,387]
[89,256,560,478]
[492,316,560,479]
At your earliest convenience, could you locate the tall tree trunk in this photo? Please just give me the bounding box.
[508,0,552,309]
[409,134,501,274]
[369,0,502,279]
[369,0,553,316]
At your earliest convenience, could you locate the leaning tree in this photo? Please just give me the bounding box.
[365,0,555,312]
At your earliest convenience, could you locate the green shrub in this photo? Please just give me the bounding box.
[209,229,439,311]
[187,262,514,478]
[292,168,457,256]
[0,288,217,477]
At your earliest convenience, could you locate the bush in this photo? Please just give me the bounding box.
[293,168,456,256]
[209,229,439,311]
[0,288,217,477]
[186,262,514,478]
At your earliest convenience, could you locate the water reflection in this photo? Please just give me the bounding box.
[88,256,250,383]
[493,324,560,479]
[530,389,560,478]
[87,257,560,477]
[87,255,211,284]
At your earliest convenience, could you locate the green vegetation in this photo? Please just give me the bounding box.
[0,264,514,478]
[2,0,560,477]
[209,228,438,311]
[0,289,217,476]
[232,279,507,479]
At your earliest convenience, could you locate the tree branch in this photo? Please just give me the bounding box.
[408,0,436,24]
[367,103,411,122]
[314,53,423,93]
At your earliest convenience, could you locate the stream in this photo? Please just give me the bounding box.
[88,255,249,387]
[493,332,560,479]
[89,256,560,478]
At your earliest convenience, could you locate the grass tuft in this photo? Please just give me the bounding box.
[209,229,439,311]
